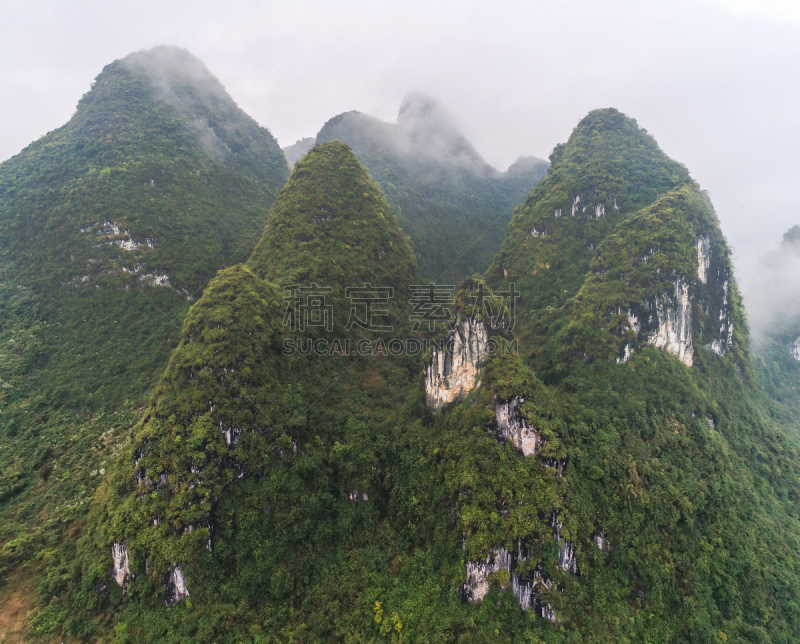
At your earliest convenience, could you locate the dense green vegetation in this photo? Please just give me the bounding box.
[5,93,800,644]
[0,246,136,610]
[315,93,548,284]
[0,45,289,409]
[0,45,289,638]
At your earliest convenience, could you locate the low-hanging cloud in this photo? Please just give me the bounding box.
[744,226,800,346]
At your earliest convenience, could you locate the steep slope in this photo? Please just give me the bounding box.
[36,142,425,640]
[249,140,417,303]
[27,110,800,644]
[0,45,289,408]
[451,108,800,641]
[315,92,548,283]
[487,108,693,368]
[0,45,289,631]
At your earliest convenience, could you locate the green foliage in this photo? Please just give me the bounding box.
[0,45,289,408]
[555,185,740,367]
[9,104,800,644]
[249,140,417,317]
[0,45,288,638]
[316,109,548,283]
[487,108,692,365]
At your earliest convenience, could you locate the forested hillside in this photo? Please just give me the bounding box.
[21,112,800,644]
[0,45,289,638]
[0,45,289,409]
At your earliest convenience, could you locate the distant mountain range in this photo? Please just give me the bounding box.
[290,92,548,283]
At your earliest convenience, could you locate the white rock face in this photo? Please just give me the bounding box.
[697,237,711,284]
[552,514,578,575]
[139,272,171,288]
[792,337,800,361]
[571,195,581,216]
[462,546,557,621]
[464,547,512,603]
[84,221,154,251]
[220,422,241,446]
[112,542,130,587]
[617,279,694,366]
[704,280,734,356]
[426,317,489,410]
[166,565,190,605]
[494,396,541,456]
[621,309,641,360]
[648,278,693,366]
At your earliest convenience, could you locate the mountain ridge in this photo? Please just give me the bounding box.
[4,78,800,643]
[313,93,549,282]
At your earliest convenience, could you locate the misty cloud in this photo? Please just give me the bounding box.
[1,0,799,287]
[745,226,800,346]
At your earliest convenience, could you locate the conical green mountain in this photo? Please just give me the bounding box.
[459,108,800,641]
[487,109,693,362]
[19,109,800,644]
[0,45,289,408]
[39,142,425,639]
[249,140,417,307]
[315,93,548,283]
[0,47,288,631]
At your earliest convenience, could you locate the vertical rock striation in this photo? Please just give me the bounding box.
[648,278,694,366]
[426,316,489,410]
[493,396,541,456]
[792,337,800,361]
[166,565,190,605]
[112,542,130,588]
[461,546,557,621]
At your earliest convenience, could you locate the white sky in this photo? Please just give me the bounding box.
[1,0,798,292]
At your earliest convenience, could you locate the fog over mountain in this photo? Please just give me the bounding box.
[4,5,800,641]
[2,0,799,286]
[746,226,800,344]
[310,92,548,282]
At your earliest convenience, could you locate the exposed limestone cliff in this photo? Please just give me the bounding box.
[648,278,694,366]
[461,546,556,621]
[616,251,735,366]
[697,236,711,284]
[426,316,488,410]
[704,279,734,356]
[792,337,800,361]
[166,565,189,605]
[552,514,578,575]
[617,278,693,366]
[493,396,541,456]
[462,511,578,621]
[112,542,130,588]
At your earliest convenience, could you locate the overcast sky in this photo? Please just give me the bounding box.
[1,0,798,291]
